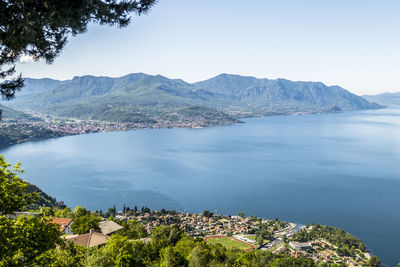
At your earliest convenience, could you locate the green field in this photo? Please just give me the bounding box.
[206,237,252,250]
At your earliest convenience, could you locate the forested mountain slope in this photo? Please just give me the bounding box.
[5,73,381,122]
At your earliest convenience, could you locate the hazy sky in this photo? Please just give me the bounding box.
[16,0,400,95]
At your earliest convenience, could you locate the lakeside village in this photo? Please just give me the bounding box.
[0,116,223,147]
[2,117,213,135]
[0,114,232,146]
[40,206,374,266]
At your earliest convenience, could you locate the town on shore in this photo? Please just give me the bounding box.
[36,204,376,267]
[0,113,238,147]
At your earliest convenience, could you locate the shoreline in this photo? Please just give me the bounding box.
[0,106,385,149]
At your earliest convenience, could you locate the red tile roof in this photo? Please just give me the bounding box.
[51,218,73,232]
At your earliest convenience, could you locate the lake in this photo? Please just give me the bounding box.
[1,108,400,266]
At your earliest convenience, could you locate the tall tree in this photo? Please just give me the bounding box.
[0,155,62,266]
[0,0,156,117]
[0,155,37,214]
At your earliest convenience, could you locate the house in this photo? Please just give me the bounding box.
[99,220,124,235]
[65,229,109,248]
[51,217,73,234]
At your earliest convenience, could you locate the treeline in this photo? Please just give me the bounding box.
[35,224,316,266]
[291,223,366,257]
[3,203,317,266]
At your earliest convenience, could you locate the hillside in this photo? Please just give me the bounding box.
[5,73,381,123]
[14,78,69,99]
[363,92,400,106]
[0,123,65,148]
[26,182,66,210]
[0,104,40,122]
[194,74,380,113]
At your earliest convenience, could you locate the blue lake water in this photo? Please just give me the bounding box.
[1,108,400,265]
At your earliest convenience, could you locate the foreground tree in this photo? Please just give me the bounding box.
[0,155,37,213]
[0,155,62,266]
[0,0,157,115]
[71,214,101,234]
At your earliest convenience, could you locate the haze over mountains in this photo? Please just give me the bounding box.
[363,92,400,106]
[5,73,381,123]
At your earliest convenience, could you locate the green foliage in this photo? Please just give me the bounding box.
[36,240,87,266]
[106,205,116,217]
[0,156,63,266]
[291,224,368,257]
[85,246,115,267]
[151,225,184,246]
[188,243,213,266]
[0,215,62,266]
[235,250,315,267]
[40,206,54,216]
[255,223,273,247]
[367,255,381,267]
[160,246,186,267]
[54,207,73,219]
[104,235,147,266]
[0,155,37,214]
[71,214,101,235]
[120,220,148,239]
[202,209,213,218]
[174,236,198,259]
[73,206,90,218]
[85,235,149,267]
[207,237,252,251]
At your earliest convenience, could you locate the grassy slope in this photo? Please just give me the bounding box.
[206,237,252,250]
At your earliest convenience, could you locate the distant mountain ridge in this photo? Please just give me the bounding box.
[194,74,379,112]
[363,92,400,106]
[5,73,381,123]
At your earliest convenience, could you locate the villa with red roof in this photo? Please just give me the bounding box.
[51,218,73,234]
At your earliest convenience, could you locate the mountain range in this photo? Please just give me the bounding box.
[4,73,381,123]
[363,92,400,106]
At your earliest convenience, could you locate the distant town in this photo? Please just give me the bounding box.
[0,113,235,147]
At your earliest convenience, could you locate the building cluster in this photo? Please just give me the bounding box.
[2,115,230,140]
[117,211,283,236]
[13,210,373,265]
[268,240,372,266]
[51,218,123,248]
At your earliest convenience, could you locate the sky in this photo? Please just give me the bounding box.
[16,0,400,95]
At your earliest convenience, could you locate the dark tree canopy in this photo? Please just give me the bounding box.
[0,0,156,101]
